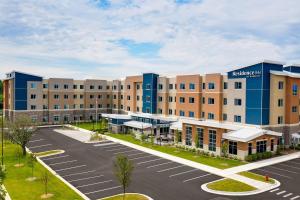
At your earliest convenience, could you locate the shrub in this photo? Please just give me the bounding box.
[252,154,258,161]
[245,155,252,162]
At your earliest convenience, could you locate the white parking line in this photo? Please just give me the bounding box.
[137,158,163,165]
[85,186,121,195]
[147,161,173,169]
[284,193,293,198]
[113,149,138,155]
[287,160,300,165]
[77,180,112,188]
[69,175,104,183]
[268,166,298,174]
[182,174,211,183]
[93,142,115,147]
[129,155,154,161]
[102,144,122,149]
[270,188,280,193]
[42,155,69,161]
[169,169,199,177]
[30,144,52,149]
[29,139,44,143]
[107,147,129,152]
[277,190,286,195]
[256,169,292,179]
[55,165,86,172]
[61,170,96,177]
[157,165,185,172]
[49,160,77,166]
[291,195,300,200]
[279,163,300,170]
[127,152,146,156]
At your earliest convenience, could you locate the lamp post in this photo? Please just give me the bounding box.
[1,110,3,166]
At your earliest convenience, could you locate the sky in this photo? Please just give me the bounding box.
[0,0,300,80]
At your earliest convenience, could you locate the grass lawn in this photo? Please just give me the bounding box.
[207,178,256,192]
[35,150,64,157]
[105,133,245,169]
[71,121,106,131]
[3,141,83,200]
[101,193,148,200]
[239,171,275,184]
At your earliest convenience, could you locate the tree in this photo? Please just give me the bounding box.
[113,155,134,200]
[221,142,229,158]
[8,115,36,156]
[41,170,49,196]
[195,133,199,148]
[15,146,23,167]
[27,153,37,179]
[174,129,180,144]
[0,165,6,200]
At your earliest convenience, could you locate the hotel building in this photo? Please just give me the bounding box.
[3,60,300,159]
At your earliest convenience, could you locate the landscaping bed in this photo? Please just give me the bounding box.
[101,193,149,200]
[239,171,275,184]
[206,178,256,192]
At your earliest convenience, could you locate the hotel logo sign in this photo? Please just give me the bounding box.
[232,70,262,78]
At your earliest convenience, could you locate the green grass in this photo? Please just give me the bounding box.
[207,178,256,192]
[105,133,245,169]
[101,194,148,200]
[239,171,275,184]
[35,150,64,157]
[72,122,106,131]
[3,142,83,200]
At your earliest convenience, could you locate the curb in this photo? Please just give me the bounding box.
[1,185,12,200]
[201,178,281,196]
[26,147,90,200]
[100,193,153,200]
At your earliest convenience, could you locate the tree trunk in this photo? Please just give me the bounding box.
[22,145,26,156]
[123,186,125,200]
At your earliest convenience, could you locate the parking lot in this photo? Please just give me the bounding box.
[27,127,223,200]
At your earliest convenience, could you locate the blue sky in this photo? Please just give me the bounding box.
[0,0,300,79]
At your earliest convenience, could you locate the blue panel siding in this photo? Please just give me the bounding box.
[142,73,158,114]
[228,62,283,125]
[14,72,42,110]
[284,66,300,73]
[111,118,131,125]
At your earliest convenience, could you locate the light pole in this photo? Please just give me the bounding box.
[95,96,98,130]
[1,110,3,166]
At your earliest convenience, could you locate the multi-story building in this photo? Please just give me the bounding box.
[3,60,300,159]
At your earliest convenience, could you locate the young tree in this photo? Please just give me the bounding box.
[27,153,37,179]
[113,155,134,200]
[0,165,6,200]
[8,115,36,156]
[221,142,229,158]
[15,146,22,167]
[41,170,49,197]
[195,133,199,148]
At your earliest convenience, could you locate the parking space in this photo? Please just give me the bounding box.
[251,158,300,200]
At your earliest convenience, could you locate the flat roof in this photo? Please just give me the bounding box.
[270,70,300,78]
[223,128,282,142]
[131,113,178,122]
[123,121,152,129]
[170,121,182,131]
[102,113,132,120]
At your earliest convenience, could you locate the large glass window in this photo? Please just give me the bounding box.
[208,83,215,89]
[208,113,215,119]
[248,143,252,155]
[209,130,216,152]
[185,126,192,146]
[189,83,195,90]
[256,140,267,153]
[234,82,242,89]
[292,84,298,96]
[196,128,204,148]
[234,115,241,122]
[229,141,237,155]
[180,83,185,90]
[208,98,215,104]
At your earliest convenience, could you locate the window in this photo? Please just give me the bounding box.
[201,112,205,118]
[248,143,252,155]
[73,94,77,99]
[90,104,94,108]
[127,85,131,90]
[64,104,69,109]
[180,83,185,90]
[168,96,173,102]
[157,108,162,114]
[106,85,110,90]
[64,94,68,99]
[137,84,140,90]
[256,140,267,153]
[223,82,228,89]
[30,94,36,99]
[43,84,48,89]
[202,97,205,104]
[179,110,185,116]
[90,85,94,89]
[223,98,227,105]
[189,111,194,118]
[137,106,140,112]
[127,106,131,111]
[208,83,215,89]
[54,84,59,89]
[107,94,110,99]
[43,94,47,99]
[169,84,173,90]
[43,105,48,110]
[98,85,103,90]
[64,84,68,89]
[185,126,192,146]
[292,106,297,112]
[271,139,274,151]
[158,84,163,90]
[54,94,59,99]
[223,113,227,121]
[158,96,163,102]
[54,105,60,109]
[146,96,151,102]
[208,113,214,119]
[113,85,117,90]
[146,84,150,89]
[30,83,37,89]
[80,85,84,89]
[168,109,173,115]
[53,115,60,122]
[189,83,195,90]
[234,98,242,106]
[292,84,298,95]
[179,97,185,103]
[209,130,216,152]
[189,97,194,103]
[277,116,283,124]
[208,98,214,104]
[202,83,205,89]
[73,85,77,89]
[98,104,102,108]
[234,115,241,122]
[196,128,204,148]
[30,105,36,110]
[120,95,123,100]
[229,141,237,155]
[90,95,94,99]
[278,99,284,107]
[234,82,242,89]
[278,81,284,89]
[80,104,84,109]
[80,94,83,99]
[120,85,123,90]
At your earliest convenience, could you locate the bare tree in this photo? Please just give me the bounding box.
[41,170,49,196]
[27,153,37,179]
[114,155,134,200]
[0,165,6,200]
[8,115,36,156]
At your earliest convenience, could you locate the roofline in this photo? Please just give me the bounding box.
[5,70,43,79]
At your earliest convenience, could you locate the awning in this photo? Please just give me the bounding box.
[101,113,132,120]
[222,128,282,142]
[292,133,300,139]
[170,121,182,131]
[123,121,152,129]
